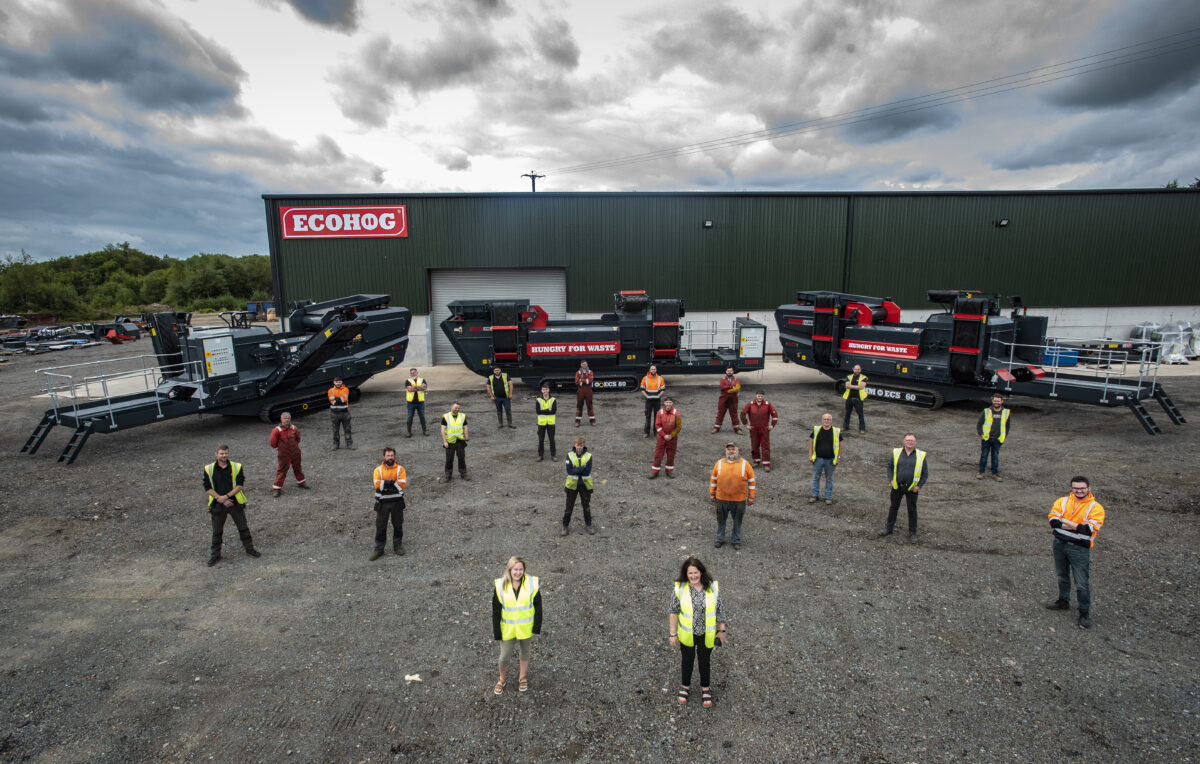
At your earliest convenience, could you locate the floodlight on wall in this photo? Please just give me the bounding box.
[703,220,714,229]
[995,218,1010,228]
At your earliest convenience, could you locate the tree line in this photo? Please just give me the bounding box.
[0,244,272,320]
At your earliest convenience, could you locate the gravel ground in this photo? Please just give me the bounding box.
[1,340,1198,763]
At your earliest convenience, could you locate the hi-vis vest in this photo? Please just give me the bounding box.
[537,396,557,426]
[810,425,841,465]
[406,377,426,403]
[443,412,466,442]
[205,461,246,507]
[488,373,510,398]
[891,448,927,490]
[641,374,665,397]
[565,451,593,491]
[843,373,868,400]
[981,408,1010,443]
[675,580,719,648]
[495,575,540,641]
[328,385,349,410]
[373,462,405,501]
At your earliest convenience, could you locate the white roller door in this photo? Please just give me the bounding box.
[430,268,568,365]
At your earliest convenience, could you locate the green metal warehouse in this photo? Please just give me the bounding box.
[264,189,1200,363]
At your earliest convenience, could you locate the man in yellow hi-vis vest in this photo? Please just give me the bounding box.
[842,364,868,434]
[977,393,1011,481]
[881,433,929,542]
[201,444,260,567]
[404,368,428,438]
[536,385,558,461]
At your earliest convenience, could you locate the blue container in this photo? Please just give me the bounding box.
[1042,348,1079,367]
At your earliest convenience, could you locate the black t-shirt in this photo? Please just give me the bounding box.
[202,461,243,496]
[811,427,836,459]
[489,376,509,398]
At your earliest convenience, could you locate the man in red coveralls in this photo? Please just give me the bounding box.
[575,360,596,426]
[649,397,682,479]
[270,411,309,497]
[740,392,779,471]
[713,367,742,434]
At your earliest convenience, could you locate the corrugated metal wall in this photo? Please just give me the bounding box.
[265,191,1200,312]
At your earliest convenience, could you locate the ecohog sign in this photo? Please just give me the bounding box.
[280,206,408,239]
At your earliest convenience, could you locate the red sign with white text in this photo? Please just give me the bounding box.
[840,339,920,360]
[281,206,408,239]
[526,341,621,357]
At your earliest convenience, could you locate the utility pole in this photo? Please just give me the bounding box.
[521,171,545,192]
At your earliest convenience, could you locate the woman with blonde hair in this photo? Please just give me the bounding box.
[668,556,727,708]
[492,556,542,694]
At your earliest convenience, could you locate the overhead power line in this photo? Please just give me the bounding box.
[547,27,1200,177]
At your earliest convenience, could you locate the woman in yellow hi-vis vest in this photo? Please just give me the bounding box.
[492,556,542,695]
[668,556,727,708]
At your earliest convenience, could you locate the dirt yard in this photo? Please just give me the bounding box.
[1,340,1198,763]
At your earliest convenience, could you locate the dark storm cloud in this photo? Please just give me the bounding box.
[281,0,361,32]
[0,122,266,258]
[1046,0,1200,109]
[333,19,509,127]
[839,102,960,144]
[0,90,52,123]
[0,1,244,115]
[533,17,580,70]
[646,5,779,80]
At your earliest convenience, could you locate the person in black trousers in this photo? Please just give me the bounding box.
[201,444,261,567]
[881,433,929,542]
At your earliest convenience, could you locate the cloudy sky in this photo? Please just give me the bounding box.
[2,0,1198,259]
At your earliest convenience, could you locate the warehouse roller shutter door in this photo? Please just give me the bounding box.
[430,268,568,365]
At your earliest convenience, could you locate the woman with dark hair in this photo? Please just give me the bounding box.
[668,556,727,708]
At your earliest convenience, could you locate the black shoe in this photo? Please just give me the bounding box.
[907,532,918,543]
[1045,599,1070,611]
[878,529,893,538]
[406,431,413,439]
[647,473,659,480]
[272,490,281,498]
[665,472,675,479]
[714,540,725,548]
[731,543,741,550]
[369,549,384,561]
[245,548,261,558]
[586,524,596,535]
[1077,612,1092,628]
[394,546,405,556]
[460,472,470,481]
[346,442,356,450]
[207,554,221,567]
[560,526,569,536]
[538,455,544,462]
[643,432,651,438]
[550,453,557,460]
[331,443,340,451]
[422,428,429,436]
[297,483,310,490]
[508,423,516,429]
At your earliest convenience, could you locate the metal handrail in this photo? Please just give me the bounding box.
[994,337,1159,403]
[38,358,206,428]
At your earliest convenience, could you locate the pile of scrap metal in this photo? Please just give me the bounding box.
[2,319,142,353]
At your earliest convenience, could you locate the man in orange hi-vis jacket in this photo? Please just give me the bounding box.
[709,441,755,550]
[1045,476,1106,629]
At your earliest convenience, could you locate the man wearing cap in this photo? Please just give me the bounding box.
[328,376,354,450]
[709,441,756,550]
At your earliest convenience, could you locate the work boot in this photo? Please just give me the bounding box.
[714,540,725,548]
[1045,599,1070,610]
[422,424,428,436]
[807,497,817,503]
[585,524,596,535]
[976,472,985,479]
[647,472,659,480]
[331,442,340,451]
[245,547,262,558]
[507,416,516,429]
[297,483,310,490]
[550,451,557,460]
[560,526,569,536]
[1077,612,1092,629]
[394,545,405,556]
[878,528,893,538]
[538,455,544,462]
[665,471,674,479]
[369,549,384,561]
[444,470,453,482]
[345,440,356,450]
[272,490,281,498]
[207,553,221,567]
[907,532,918,543]
[993,474,1003,482]
[497,413,505,429]
[460,470,471,481]
[575,419,581,427]
[406,422,413,438]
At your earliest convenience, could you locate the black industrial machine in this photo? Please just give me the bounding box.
[23,294,411,463]
[775,289,1185,434]
[441,290,767,389]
